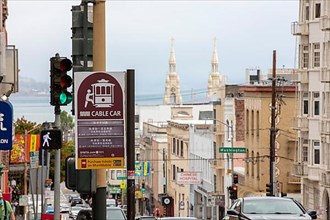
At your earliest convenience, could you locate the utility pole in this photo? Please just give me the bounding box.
[126,69,136,220]
[269,50,277,196]
[92,0,107,219]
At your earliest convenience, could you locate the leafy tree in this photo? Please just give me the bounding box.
[60,110,74,133]
[14,117,42,134]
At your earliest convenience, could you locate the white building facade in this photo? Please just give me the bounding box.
[292,1,330,219]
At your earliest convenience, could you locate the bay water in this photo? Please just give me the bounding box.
[9,95,72,124]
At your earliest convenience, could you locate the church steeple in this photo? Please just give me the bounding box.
[208,37,225,99]
[163,38,182,105]
[211,38,219,74]
[169,38,176,73]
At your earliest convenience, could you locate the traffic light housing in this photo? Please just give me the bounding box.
[266,183,273,196]
[229,185,238,200]
[233,173,238,184]
[50,54,73,106]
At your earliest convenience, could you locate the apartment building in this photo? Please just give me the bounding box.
[292,1,330,219]
[240,83,300,195]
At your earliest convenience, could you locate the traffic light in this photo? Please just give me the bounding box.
[229,185,238,200]
[233,173,238,184]
[50,54,73,106]
[266,183,273,196]
[0,164,3,176]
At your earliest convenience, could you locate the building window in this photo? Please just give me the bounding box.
[173,138,176,154]
[111,170,115,180]
[256,111,260,136]
[134,115,140,123]
[213,142,216,159]
[177,140,180,156]
[214,175,217,192]
[313,141,320,165]
[302,45,309,68]
[172,165,176,180]
[257,152,260,179]
[180,141,183,157]
[305,5,309,20]
[117,170,122,178]
[315,3,321,18]
[251,151,255,177]
[313,43,320,68]
[251,110,254,135]
[303,100,309,115]
[303,145,308,162]
[246,110,249,135]
[246,150,249,175]
[313,92,320,116]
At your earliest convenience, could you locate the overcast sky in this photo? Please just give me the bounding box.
[6,0,299,99]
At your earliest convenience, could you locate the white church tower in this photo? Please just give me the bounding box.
[163,38,182,105]
[208,38,225,99]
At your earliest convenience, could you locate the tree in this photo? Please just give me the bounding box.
[60,110,74,133]
[14,117,42,134]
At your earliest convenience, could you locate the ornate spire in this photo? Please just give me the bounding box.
[211,37,219,73]
[169,37,176,73]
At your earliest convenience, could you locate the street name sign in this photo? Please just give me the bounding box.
[0,101,13,150]
[219,147,246,153]
[74,71,125,169]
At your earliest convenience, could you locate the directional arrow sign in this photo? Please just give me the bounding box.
[40,129,62,150]
[219,147,246,153]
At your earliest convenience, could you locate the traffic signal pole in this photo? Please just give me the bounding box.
[92,1,107,219]
[54,105,61,219]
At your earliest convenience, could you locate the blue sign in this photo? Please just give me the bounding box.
[0,101,13,150]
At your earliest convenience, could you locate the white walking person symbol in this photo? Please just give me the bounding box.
[0,113,7,131]
[43,132,51,147]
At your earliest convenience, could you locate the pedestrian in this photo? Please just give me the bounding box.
[0,192,15,220]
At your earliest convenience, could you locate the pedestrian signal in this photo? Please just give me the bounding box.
[40,129,62,150]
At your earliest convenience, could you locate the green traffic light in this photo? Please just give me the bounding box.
[60,91,73,105]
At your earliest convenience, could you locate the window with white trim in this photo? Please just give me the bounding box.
[313,140,320,165]
[313,43,320,68]
[302,45,309,68]
[303,92,309,115]
[315,3,321,18]
[302,139,308,162]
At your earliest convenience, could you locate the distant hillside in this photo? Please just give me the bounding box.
[15,76,49,96]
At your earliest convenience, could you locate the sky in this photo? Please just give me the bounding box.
[6,0,299,100]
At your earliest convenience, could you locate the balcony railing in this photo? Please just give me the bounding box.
[321,67,330,83]
[291,162,308,176]
[321,15,330,31]
[291,21,309,36]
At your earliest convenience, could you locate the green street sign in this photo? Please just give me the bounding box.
[219,147,246,153]
[117,176,127,180]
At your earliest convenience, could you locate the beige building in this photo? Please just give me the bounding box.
[240,84,300,195]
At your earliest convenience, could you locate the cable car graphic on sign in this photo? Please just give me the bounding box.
[84,79,115,108]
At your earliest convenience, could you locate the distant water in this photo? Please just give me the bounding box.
[9,95,72,124]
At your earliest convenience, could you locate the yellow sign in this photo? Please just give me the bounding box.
[77,157,124,169]
[30,135,37,152]
[120,181,126,189]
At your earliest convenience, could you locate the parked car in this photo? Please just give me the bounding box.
[71,197,83,206]
[106,198,116,207]
[74,206,127,220]
[222,196,317,220]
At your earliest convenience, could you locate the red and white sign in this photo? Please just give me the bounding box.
[74,72,126,169]
[176,172,201,185]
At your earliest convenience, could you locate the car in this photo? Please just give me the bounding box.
[222,196,317,220]
[135,216,156,220]
[73,206,127,220]
[106,207,127,220]
[71,197,84,206]
[76,208,93,220]
[69,206,84,219]
[159,218,197,220]
[60,202,71,213]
